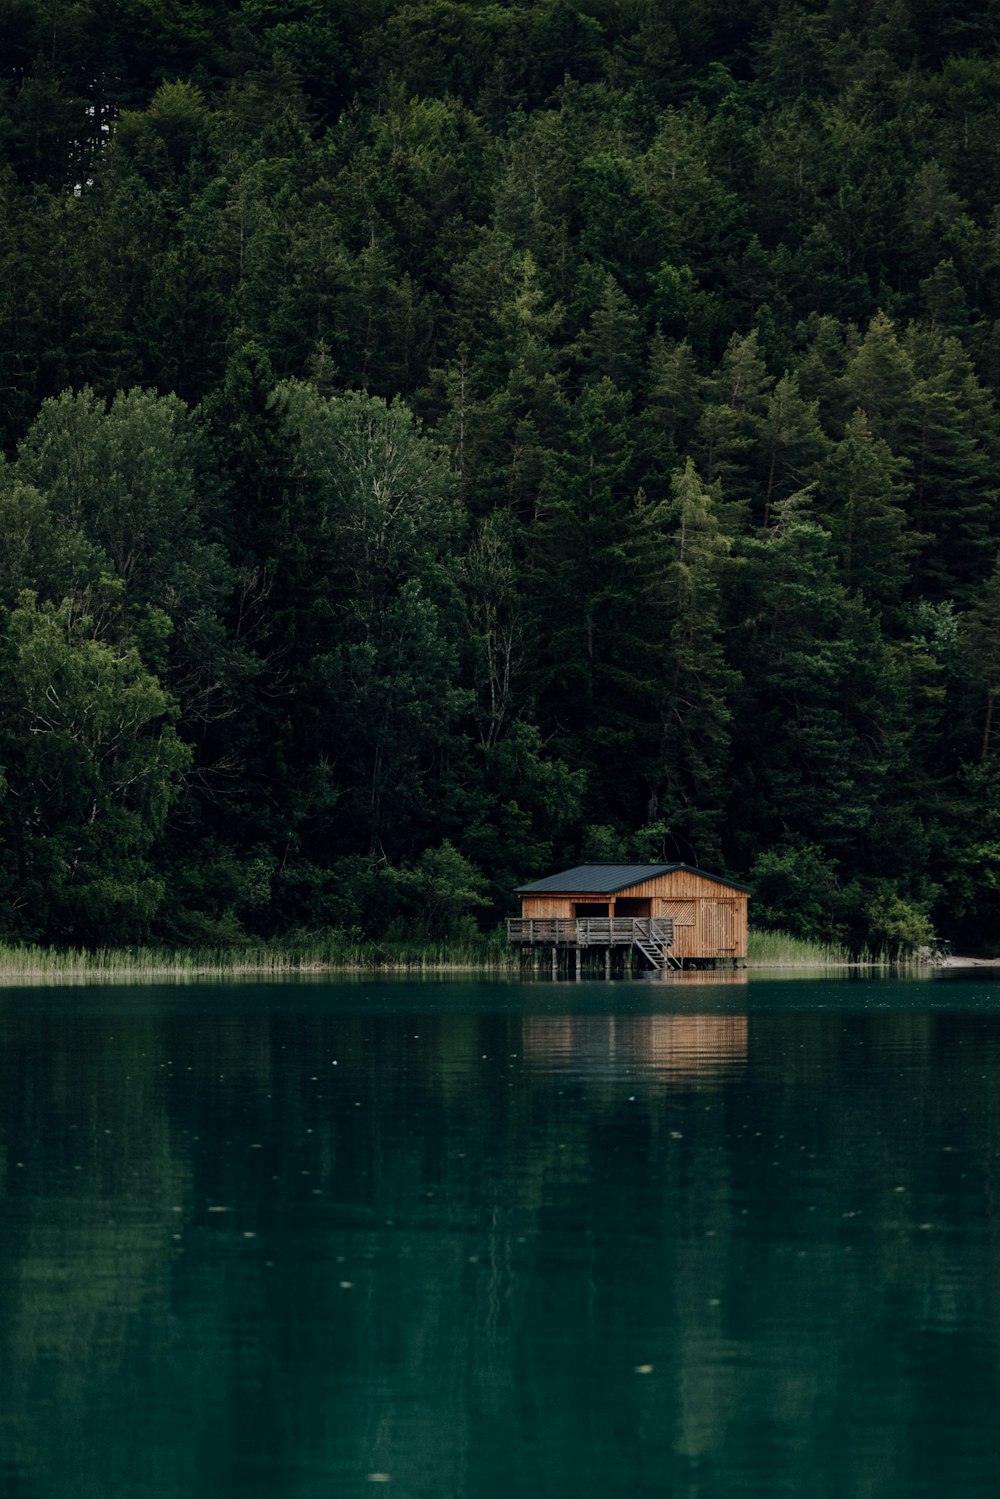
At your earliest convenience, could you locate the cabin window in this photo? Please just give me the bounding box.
[574,903,609,918]
[615,897,651,917]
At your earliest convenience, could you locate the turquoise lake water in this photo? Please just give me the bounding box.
[2,971,999,1498]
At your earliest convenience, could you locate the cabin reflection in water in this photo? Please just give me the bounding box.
[649,967,749,985]
[522,1012,748,1084]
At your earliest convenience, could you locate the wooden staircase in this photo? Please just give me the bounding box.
[633,922,682,972]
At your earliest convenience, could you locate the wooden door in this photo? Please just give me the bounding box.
[710,899,737,953]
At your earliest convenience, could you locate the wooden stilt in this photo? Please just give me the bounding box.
[604,947,611,981]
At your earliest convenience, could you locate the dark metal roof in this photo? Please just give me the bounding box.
[515,863,752,895]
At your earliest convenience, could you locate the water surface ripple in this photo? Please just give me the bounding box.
[0,972,998,1499]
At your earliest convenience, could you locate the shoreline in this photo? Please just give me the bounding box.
[0,955,993,982]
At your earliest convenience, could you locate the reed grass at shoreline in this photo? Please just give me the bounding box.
[0,927,939,981]
[746,929,883,966]
[0,935,516,981]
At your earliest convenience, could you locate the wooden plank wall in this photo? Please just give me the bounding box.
[520,896,576,919]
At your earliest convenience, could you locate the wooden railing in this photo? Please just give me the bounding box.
[507,916,674,948]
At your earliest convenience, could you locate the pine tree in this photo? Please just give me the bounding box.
[958,553,1000,763]
[903,332,1000,601]
[818,409,912,610]
[653,460,739,868]
[696,329,773,512]
[794,313,851,432]
[758,370,829,527]
[726,491,893,865]
[844,310,916,451]
[579,272,643,390]
[527,377,664,824]
[634,330,702,495]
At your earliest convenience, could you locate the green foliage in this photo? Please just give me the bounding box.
[15,387,223,615]
[748,844,848,944]
[863,884,936,959]
[380,841,489,941]
[0,591,189,941]
[270,380,468,857]
[3,0,1000,954]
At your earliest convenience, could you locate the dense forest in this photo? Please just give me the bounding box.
[3,0,1000,953]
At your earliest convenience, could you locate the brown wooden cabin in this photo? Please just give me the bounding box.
[508,863,751,968]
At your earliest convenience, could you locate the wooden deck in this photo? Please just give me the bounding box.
[508,915,679,973]
[507,917,675,948]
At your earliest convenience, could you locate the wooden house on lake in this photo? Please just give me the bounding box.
[507,863,751,973]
